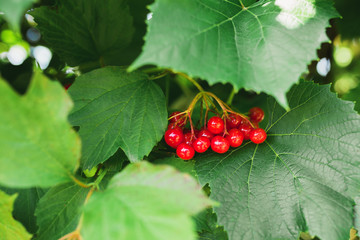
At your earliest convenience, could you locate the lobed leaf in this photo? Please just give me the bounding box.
[35,182,91,240]
[82,162,213,240]
[69,67,167,169]
[0,71,81,188]
[131,0,339,108]
[0,190,32,240]
[196,81,360,240]
[31,0,152,68]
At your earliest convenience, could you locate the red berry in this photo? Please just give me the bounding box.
[249,107,264,123]
[226,114,242,128]
[184,132,195,145]
[176,143,195,160]
[249,128,267,144]
[207,116,224,134]
[239,123,253,140]
[164,127,184,148]
[211,136,230,154]
[193,136,211,153]
[226,128,244,147]
[64,83,72,90]
[198,129,214,140]
[169,111,185,127]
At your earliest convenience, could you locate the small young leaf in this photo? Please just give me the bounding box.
[0,190,32,240]
[130,0,339,108]
[0,71,81,188]
[69,67,167,169]
[82,162,213,240]
[196,81,360,240]
[35,182,91,240]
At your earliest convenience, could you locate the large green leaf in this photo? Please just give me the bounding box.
[31,0,151,68]
[343,85,360,113]
[194,209,228,240]
[195,81,360,240]
[69,67,167,169]
[35,182,90,240]
[130,0,339,108]
[154,156,197,179]
[82,162,213,240]
[1,187,46,234]
[0,0,35,31]
[0,190,32,240]
[0,71,80,188]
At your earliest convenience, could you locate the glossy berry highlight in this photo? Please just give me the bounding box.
[226,128,244,147]
[193,136,211,153]
[211,136,230,154]
[207,116,224,134]
[249,107,264,123]
[249,128,267,144]
[164,127,184,148]
[239,123,253,140]
[176,143,195,160]
[226,113,242,128]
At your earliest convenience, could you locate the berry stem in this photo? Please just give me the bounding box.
[226,88,237,105]
[175,71,204,92]
[204,91,256,128]
[187,111,196,139]
[149,70,169,80]
[71,175,94,188]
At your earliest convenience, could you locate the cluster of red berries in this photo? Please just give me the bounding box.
[165,107,267,160]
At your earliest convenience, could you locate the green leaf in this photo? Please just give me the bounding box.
[343,85,360,113]
[82,162,213,240]
[193,208,228,240]
[195,81,360,240]
[0,0,35,31]
[0,71,81,188]
[154,157,197,179]
[68,67,167,169]
[35,182,90,240]
[31,0,151,68]
[130,0,339,108]
[0,187,46,234]
[0,190,32,240]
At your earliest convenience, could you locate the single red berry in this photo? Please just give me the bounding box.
[176,143,195,160]
[239,123,253,140]
[198,129,214,140]
[193,136,211,153]
[207,116,224,134]
[226,128,244,147]
[164,127,184,148]
[249,128,267,144]
[211,136,230,154]
[249,107,264,123]
[64,83,72,90]
[169,111,185,127]
[226,114,242,129]
[184,132,195,145]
